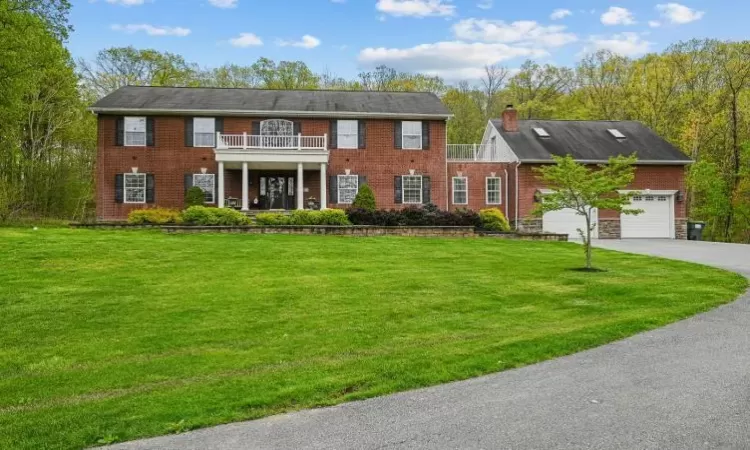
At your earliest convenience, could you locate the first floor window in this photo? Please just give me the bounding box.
[402,121,422,149]
[194,118,216,147]
[452,177,468,205]
[124,117,146,146]
[193,174,215,203]
[486,177,501,205]
[124,173,146,203]
[402,175,423,204]
[337,120,358,149]
[337,175,359,204]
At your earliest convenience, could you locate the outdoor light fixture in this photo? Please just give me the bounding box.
[676,190,684,202]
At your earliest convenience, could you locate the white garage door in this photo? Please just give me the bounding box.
[543,208,598,239]
[621,194,673,238]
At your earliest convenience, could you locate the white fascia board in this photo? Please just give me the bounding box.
[88,107,453,120]
[521,159,693,165]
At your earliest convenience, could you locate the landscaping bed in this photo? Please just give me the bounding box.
[0,228,745,449]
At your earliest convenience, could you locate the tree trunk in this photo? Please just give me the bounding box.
[585,214,592,269]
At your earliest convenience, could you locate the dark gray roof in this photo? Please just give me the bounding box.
[491,120,691,164]
[90,86,452,118]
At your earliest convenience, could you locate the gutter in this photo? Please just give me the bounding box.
[514,161,521,231]
[87,107,453,121]
[503,168,509,220]
[520,159,694,166]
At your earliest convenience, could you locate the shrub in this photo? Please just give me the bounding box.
[181,206,250,226]
[319,209,351,225]
[480,208,511,231]
[347,206,480,227]
[352,184,376,211]
[255,213,291,226]
[128,208,182,225]
[289,210,322,225]
[184,186,205,207]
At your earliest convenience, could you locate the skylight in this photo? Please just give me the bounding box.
[608,129,626,139]
[533,128,550,138]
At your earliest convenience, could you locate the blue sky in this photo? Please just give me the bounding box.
[69,0,745,82]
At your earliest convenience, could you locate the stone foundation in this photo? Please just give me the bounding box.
[598,219,621,239]
[676,218,688,240]
[515,218,543,234]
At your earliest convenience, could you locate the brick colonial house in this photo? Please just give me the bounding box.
[91,86,690,239]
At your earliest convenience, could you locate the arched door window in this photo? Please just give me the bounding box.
[260,119,294,147]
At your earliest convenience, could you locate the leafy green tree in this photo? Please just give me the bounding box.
[533,155,641,269]
[352,184,376,211]
[185,187,206,207]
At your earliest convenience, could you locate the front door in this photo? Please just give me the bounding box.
[262,175,296,209]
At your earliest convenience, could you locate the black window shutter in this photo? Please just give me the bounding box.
[293,121,302,136]
[422,176,431,204]
[358,120,366,149]
[146,117,155,146]
[329,120,338,149]
[115,174,124,203]
[215,117,224,133]
[394,121,402,149]
[184,173,193,192]
[252,121,261,136]
[329,175,338,204]
[146,174,155,203]
[394,176,403,204]
[422,121,430,150]
[358,175,367,188]
[115,117,124,146]
[184,117,194,147]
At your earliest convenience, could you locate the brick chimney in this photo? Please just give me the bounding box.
[502,105,519,132]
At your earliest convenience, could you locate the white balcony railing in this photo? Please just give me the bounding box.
[447,144,502,162]
[216,133,327,151]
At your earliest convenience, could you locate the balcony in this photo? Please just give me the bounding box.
[447,144,503,162]
[214,132,329,164]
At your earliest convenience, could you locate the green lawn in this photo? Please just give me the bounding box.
[0,228,745,449]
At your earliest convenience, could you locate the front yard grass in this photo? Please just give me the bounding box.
[0,228,745,449]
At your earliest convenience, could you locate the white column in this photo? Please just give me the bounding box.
[320,163,327,210]
[241,162,249,211]
[296,163,304,210]
[217,161,225,208]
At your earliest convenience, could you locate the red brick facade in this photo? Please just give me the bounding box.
[96,115,446,220]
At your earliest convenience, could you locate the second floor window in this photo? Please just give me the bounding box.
[194,118,216,147]
[452,177,468,205]
[124,117,146,146]
[402,121,422,149]
[402,175,423,204]
[337,120,358,149]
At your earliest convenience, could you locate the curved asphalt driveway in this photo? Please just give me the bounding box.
[112,240,750,450]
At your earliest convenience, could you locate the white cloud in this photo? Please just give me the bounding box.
[601,6,636,26]
[276,35,321,49]
[376,0,456,18]
[209,0,237,7]
[229,32,263,47]
[358,41,547,80]
[649,20,661,28]
[477,0,492,10]
[452,19,577,47]
[656,3,704,24]
[110,24,191,36]
[583,32,652,57]
[550,9,572,20]
[105,0,145,5]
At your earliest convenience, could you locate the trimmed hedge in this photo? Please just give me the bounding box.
[480,208,511,231]
[257,209,351,226]
[352,184,376,211]
[181,206,250,226]
[127,208,183,225]
[347,204,481,227]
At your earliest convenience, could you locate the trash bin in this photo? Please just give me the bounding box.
[688,221,706,241]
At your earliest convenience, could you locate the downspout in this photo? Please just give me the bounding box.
[514,161,522,230]
[503,168,509,219]
[445,119,449,210]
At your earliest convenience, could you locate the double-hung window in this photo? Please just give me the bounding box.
[337,175,359,204]
[337,120,358,149]
[402,175,423,204]
[193,173,216,203]
[452,177,468,205]
[194,118,216,147]
[124,173,146,203]
[486,177,501,205]
[402,121,422,150]
[124,117,147,146]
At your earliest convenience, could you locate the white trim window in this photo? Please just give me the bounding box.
[337,175,359,204]
[194,118,216,147]
[486,177,501,205]
[124,117,147,146]
[337,120,358,149]
[452,177,468,205]
[402,175,423,204]
[124,173,146,204]
[193,173,216,204]
[402,121,422,150]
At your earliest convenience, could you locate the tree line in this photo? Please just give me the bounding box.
[2,1,749,242]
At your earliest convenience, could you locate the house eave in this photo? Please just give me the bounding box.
[87,107,453,120]
[520,158,693,166]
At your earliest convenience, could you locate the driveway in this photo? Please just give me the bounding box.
[113,240,750,450]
